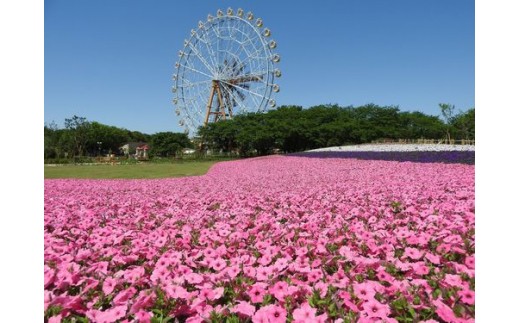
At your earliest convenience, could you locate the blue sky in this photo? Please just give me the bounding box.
[45,0,474,134]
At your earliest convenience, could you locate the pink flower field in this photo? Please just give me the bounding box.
[44,156,475,323]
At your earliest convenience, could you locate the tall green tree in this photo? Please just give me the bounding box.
[87,122,133,155]
[452,108,475,140]
[149,132,192,157]
[44,121,60,159]
[399,111,445,139]
[439,103,456,142]
[64,115,91,157]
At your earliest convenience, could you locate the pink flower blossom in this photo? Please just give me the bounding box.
[248,283,267,303]
[353,282,377,301]
[425,253,441,265]
[444,274,463,287]
[338,291,359,313]
[293,302,317,323]
[231,301,256,317]
[48,314,62,323]
[88,305,127,323]
[269,281,289,301]
[458,289,475,305]
[254,304,287,323]
[362,299,391,318]
[211,258,227,271]
[465,255,475,269]
[404,247,423,260]
[164,284,189,300]
[134,310,152,323]
[433,299,458,322]
[102,277,117,295]
[113,287,137,305]
[256,266,272,281]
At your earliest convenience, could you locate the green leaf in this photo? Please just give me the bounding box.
[408,306,416,318]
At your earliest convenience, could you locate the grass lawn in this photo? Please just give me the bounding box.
[44,161,222,179]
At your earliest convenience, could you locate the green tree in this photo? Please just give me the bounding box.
[87,122,133,155]
[399,111,445,139]
[150,132,192,157]
[64,115,91,157]
[439,103,456,142]
[44,121,60,159]
[452,108,475,140]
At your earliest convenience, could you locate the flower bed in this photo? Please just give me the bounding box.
[44,156,475,322]
[292,151,475,165]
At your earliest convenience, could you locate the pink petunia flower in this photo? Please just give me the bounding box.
[113,287,137,305]
[199,288,215,301]
[377,269,395,283]
[248,283,267,303]
[270,281,289,301]
[164,284,189,300]
[266,304,288,323]
[315,313,328,323]
[102,277,118,295]
[339,246,357,260]
[353,282,377,301]
[458,289,475,305]
[425,253,441,265]
[338,291,359,313]
[48,314,62,323]
[231,301,256,317]
[293,302,317,323]
[273,257,290,271]
[307,269,324,283]
[185,272,204,284]
[362,299,391,319]
[252,307,270,323]
[256,266,272,281]
[211,258,227,271]
[404,247,423,260]
[225,265,241,279]
[253,304,287,323]
[432,299,458,322]
[130,290,156,314]
[314,281,328,298]
[465,255,475,269]
[134,310,152,323]
[443,274,463,288]
[96,305,127,323]
[411,262,430,276]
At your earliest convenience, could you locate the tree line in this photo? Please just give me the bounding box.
[44,116,192,159]
[198,103,474,156]
[44,103,474,160]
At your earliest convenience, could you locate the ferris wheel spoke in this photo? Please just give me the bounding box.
[185,42,217,75]
[219,83,249,113]
[219,79,267,100]
[179,63,214,79]
[193,31,220,72]
[196,31,219,69]
[180,79,212,88]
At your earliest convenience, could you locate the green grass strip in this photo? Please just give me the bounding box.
[44,161,221,179]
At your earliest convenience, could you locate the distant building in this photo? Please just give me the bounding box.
[119,142,148,157]
[135,144,149,160]
[182,148,196,155]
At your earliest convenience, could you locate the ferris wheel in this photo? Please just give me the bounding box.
[172,8,282,135]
